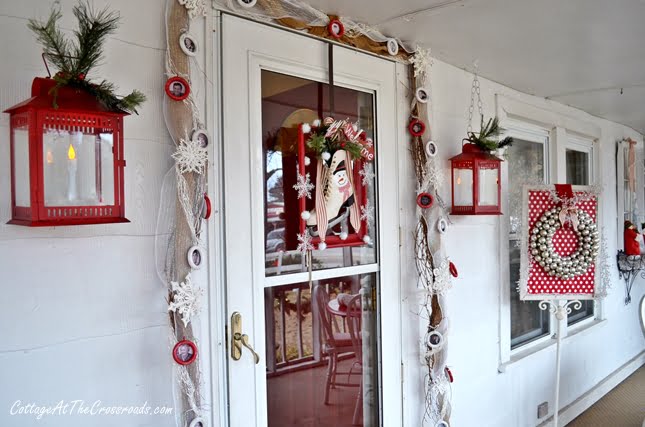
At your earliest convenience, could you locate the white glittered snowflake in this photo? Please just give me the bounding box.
[168,273,204,327]
[360,204,375,228]
[296,230,314,255]
[178,0,207,18]
[421,162,444,191]
[432,259,452,295]
[172,138,208,175]
[359,164,375,186]
[293,172,314,199]
[410,46,432,79]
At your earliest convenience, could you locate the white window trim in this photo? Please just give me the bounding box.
[496,95,604,366]
[561,134,598,328]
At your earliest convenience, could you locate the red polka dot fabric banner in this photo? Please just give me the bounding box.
[520,186,599,300]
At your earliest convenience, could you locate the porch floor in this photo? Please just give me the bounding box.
[267,358,362,427]
[567,365,645,426]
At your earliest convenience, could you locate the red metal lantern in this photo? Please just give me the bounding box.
[5,77,129,226]
[449,143,502,215]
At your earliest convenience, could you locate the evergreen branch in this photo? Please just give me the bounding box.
[71,1,119,75]
[27,1,146,114]
[28,8,71,72]
[464,115,513,152]
[117,90,147,114]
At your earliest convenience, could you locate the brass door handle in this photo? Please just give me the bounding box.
[231,312,260,364]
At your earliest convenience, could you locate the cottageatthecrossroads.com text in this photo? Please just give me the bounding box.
[9,400,174,419]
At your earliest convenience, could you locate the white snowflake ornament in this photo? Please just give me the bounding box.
[168,273,204,328]
[293,172,314,199]
[431,259,452,295]
[410,46,432,80]
[296,230,314,255]
[178,0,207,18]
[359,164,375,186]
[172,138,208,175]
[360,204,375,228]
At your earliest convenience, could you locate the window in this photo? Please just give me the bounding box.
[564,138,595,325]
[507,135,550,349]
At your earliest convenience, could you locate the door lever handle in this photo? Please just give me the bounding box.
[231,312,260,364]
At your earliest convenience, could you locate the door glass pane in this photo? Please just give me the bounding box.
[262,70,377,277]
[265,273,379,426]
[507,138,549,347]
[565,148,594,324]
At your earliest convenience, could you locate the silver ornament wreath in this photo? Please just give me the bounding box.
[529,207,600,280]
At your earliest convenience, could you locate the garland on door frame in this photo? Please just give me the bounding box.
[156,1,209,426]
[212,0,455,425]
[408,49,455,426]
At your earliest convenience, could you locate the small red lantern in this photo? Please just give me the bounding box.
[449,143,502,215]
[5,77,129,226]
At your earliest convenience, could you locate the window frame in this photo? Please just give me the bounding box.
[562,135,597,327]
[500,121,555,360]
[496,94,605,366]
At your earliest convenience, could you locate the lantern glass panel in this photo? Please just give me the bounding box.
[453,167,473,206]
[478,166,499,206]
[12,123,30,207]
[42,129,114,206]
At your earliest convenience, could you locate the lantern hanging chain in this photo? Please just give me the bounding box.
[467,62,483,134]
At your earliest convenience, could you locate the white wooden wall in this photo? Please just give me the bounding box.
[0,1,181,426]
[0,2,644,427]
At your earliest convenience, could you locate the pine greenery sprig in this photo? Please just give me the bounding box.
[306,122,367,161]
[464,116,513,152]
[27,1,146,114]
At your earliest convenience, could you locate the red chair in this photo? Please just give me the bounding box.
[313,285,360,405]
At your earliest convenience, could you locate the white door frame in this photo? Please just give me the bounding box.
[207,11,404,427]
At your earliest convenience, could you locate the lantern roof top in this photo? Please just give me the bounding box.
[4,77,129,116]
[449,143,502,162]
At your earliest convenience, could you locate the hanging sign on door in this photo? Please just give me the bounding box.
[289,118,375,250]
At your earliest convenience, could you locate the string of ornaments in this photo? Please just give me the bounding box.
[158,1,210,427]
[408,47,456,427]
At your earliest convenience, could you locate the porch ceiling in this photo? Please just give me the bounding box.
[306,0,645,134]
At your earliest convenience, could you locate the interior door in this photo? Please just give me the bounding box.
[221,14,401,427]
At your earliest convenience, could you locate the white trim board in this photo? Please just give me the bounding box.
[537,350,645,427]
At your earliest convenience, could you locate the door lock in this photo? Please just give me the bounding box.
[231,312,260,364]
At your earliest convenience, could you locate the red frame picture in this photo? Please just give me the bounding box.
[173,339,198,365]
[417,192,434,209]
[327,19,345,38]
[408,119,426,137]
[165,76,190,101]
[297,124,369,249]
[202,194,211,219]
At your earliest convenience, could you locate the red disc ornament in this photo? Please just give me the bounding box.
[449,261,458,278]
[173,339,198,365]
[408,119,426,137]
[165,76,190,101]
[445,366,454,383]
[202,194,212,219]
[328,19,345,38]
[417,192,434,209]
